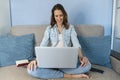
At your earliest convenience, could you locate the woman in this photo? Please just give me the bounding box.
[27,3,91,79]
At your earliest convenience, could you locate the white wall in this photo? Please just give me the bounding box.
[0,0,11,35]
[10,0,112,35]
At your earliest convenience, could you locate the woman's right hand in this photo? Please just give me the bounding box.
[27,60,37,71]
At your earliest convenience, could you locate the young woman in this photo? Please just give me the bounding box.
[27,3,91,79]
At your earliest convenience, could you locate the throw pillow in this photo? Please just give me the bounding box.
[0,34,35,67]
[78,36,112,68]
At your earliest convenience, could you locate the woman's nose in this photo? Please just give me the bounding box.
[58,16,62,20]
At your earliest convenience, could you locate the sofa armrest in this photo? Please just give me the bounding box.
[110,50,120,74]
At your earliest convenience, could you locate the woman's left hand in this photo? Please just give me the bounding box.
[79,57,88,67]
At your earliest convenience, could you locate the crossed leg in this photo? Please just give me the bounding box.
[61,61,91,79]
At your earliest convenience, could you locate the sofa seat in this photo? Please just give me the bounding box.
[0,64,119,80]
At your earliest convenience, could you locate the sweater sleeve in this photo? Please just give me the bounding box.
[70,25,81,48]
[40,26,50,47]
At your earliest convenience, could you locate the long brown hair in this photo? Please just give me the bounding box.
[50,4,69,29]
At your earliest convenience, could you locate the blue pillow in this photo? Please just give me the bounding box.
[0,34,35,67]
[78,36,112,68]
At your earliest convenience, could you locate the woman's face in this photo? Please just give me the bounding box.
[54,9,64,26]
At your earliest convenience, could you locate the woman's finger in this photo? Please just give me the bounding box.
[27,63,30,70]
[30,62,33,71]
[83,57,88,66]
[80,58,85,67]
[33,61,37,71]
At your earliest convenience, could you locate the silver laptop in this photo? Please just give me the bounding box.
[35,47,79,68]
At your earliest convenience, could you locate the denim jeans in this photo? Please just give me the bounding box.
[27,61,91,79]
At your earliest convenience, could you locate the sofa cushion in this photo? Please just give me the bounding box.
[0,34,35,67]
[78,36,112,68]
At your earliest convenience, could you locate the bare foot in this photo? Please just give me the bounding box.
[64,73,90,79]
[72,74,90,79]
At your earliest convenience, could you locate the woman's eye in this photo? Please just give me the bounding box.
[60,15,63,17]
[55,15,58,17]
